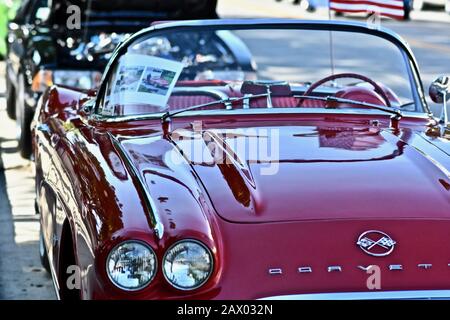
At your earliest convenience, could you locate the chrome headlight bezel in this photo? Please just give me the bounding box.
[106,240,157,292]
[162,239,214,291]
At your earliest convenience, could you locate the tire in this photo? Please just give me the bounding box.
[39,225,51,274]
[15,74,33,159]
[6,76,16,120]
[59,223,81,300]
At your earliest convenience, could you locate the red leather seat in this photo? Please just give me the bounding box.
[111,81,400,116]
[167,95,224,111]
[114,94,326,116]
[248,97,325,108]
[114,95,226,116]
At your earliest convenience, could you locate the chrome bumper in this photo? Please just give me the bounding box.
[260,290,450,300]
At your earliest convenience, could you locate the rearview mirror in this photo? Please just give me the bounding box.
[429,76,449,125]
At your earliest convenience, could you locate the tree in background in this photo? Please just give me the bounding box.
[0,0,19,60]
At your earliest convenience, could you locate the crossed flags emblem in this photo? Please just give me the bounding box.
[357,236,396,251]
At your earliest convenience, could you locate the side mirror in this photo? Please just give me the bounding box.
[429,76,449,125]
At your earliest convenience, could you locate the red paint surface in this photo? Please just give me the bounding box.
[32,85,450,299]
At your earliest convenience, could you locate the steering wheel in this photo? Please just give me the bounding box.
[298,73,392,108]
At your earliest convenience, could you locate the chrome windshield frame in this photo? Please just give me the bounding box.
[90,107,432,124]
[94,19,430,117]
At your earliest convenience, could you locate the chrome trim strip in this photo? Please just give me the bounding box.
[389,264,403,271]
[92,108,431,124]
[108,133,164,239]
[260,290,450,300]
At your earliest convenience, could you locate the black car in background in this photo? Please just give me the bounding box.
[5,0,224,158]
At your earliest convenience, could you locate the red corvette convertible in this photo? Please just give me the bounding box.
[33,20,450,300]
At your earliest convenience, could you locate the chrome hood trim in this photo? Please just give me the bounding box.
[108,132,164,239]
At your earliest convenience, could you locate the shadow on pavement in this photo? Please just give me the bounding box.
[0,142,55,300]
[0,97,56,299]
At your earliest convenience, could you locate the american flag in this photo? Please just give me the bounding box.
[329,0,406,20]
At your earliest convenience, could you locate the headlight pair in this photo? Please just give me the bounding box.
[107,240,213,291]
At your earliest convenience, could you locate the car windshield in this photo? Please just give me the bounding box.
[99,24,421,118]
[48,0,216,25]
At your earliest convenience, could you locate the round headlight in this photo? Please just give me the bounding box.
[163,240,213,290]
[106,241,157,291]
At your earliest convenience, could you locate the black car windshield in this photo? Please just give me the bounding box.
[99,24,421,118]
[45,0,217,25]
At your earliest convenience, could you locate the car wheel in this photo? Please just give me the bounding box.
[15,74,33,159]
[59,223,81,300]
[39,225,51,274]
[6,76,16,120]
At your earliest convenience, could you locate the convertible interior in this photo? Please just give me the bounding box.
[111,76,403,116]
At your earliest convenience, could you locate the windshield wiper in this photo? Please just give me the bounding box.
[398,101,416,109]
[161,93,270,123]
[161,93,403,132]
[293,95,403,119]
[294,94,403,130]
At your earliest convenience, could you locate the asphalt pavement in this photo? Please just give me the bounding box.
[0,1,449,299]
[0,63,56,299]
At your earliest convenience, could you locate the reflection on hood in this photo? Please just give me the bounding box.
[317,127,385,151]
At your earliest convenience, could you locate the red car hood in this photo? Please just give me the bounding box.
[115,116,450,297]
[170,120,450,223]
